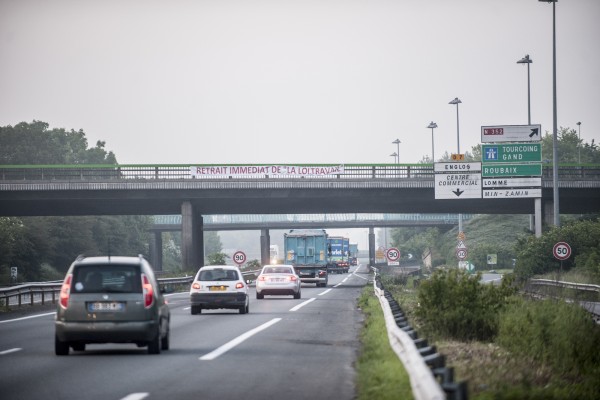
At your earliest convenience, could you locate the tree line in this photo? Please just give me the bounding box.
[0,121,221,283]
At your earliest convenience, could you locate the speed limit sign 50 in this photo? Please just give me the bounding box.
[553,242,571,261]
[233,251,247,265]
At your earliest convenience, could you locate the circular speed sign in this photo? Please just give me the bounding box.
[553,242,571,261]
[233,251,247,265]
[386,247,401,262]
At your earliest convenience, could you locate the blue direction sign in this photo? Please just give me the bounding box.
[482,143,541,163]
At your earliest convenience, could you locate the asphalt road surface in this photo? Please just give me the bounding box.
[0,265,372,400]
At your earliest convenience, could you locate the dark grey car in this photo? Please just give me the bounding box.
[55,255,170,355]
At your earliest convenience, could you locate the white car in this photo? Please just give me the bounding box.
[256,264,301,299]
[189,265,249,314]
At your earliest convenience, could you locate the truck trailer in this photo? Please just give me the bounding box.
[284,229,329,287]
[327,236,350,274]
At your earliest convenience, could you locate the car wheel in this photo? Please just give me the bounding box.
[256,292,264,300]
[55,335,69,356]
[148,328,161,355]
[161,323,170,351]
[191,305,201,315]
[294,290,301,299]
[72,343,85,352]
[239,298,249,314]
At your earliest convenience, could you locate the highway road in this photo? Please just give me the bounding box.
[0,265,372,400]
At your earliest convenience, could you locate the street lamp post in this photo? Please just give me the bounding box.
[517,54,541,236]
[517,54,533,124]
[449,97,462,233]
[390,152,398,163]
[427,122,437,162]
[539,0,559,226]
[392,139,401,164]
[448,98,462,154]
[577,121,582,164]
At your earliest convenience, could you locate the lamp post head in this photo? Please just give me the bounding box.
[449,97,462,105]
[427,122,438,129]
[517,54,532,64]
[576,121,581,126]
[392,139,401,145]
[390,152,397,158]
[538,0,557,3]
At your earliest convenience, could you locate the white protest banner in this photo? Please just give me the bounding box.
[190,165,344,178]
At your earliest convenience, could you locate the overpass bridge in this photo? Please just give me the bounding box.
[152,213,473,231]
[1,164,599,268]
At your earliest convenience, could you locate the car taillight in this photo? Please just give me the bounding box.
[318,270,326,276]
[235,282,244,289]
[192,282,201,290]
[59,274,72,309]
[258,276,266,281]
[289,275,298,282]
[142,274,154,308]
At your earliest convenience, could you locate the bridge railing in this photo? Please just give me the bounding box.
[1,164,599,181]
[0,164,435,180]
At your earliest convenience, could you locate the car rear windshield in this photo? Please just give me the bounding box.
[263,267,293,274]
[72,264,142,293]
[198,269,239,281]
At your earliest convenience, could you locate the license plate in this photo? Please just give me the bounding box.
[88,302,125,312]
[300,272,310,276]
[271,278,285,283]
[209,286,226,291]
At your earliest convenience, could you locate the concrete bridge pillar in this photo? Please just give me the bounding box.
[181,201,204,270]
[368,227,376,267]
[149,231,163,271]
[260,229,270,266]
[543,199,555,227]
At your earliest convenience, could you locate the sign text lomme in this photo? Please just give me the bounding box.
[190,165,344,177]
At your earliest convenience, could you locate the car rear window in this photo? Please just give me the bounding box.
[72,264,142,293]
[199,269,238,281]
[264,267,293,274]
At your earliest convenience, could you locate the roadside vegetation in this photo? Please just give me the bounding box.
[379,207,600,398]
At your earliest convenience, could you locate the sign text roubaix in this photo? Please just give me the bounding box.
[434,162,482,199]
[481,124,542,143]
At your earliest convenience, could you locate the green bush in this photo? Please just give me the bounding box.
[416,269,516,341]
[497,297,600,387]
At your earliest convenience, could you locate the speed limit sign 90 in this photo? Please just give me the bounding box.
[553,242,571,261]
[233,251,247,265]
[386,248,400,262]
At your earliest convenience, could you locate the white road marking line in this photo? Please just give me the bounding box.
[199,318,281,361]
[318,289,332,296]
[0,312,56,324]
[183,307,191,310]
[289,298,316,312]
[0,348,22,355]
[120,393,149,400]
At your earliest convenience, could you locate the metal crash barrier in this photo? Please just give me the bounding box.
[371,267,467,400]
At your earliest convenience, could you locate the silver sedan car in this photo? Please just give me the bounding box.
[255,264,301,299]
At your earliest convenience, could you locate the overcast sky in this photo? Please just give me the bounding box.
[1,0,598,165]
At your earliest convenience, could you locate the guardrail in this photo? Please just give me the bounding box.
[1,164,600,181]
[527,278,600,293]
[371,267,466,400]
[0,271,260,311]
[523,278,600,323]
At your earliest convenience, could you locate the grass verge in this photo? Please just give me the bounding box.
[356,286,413,400]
